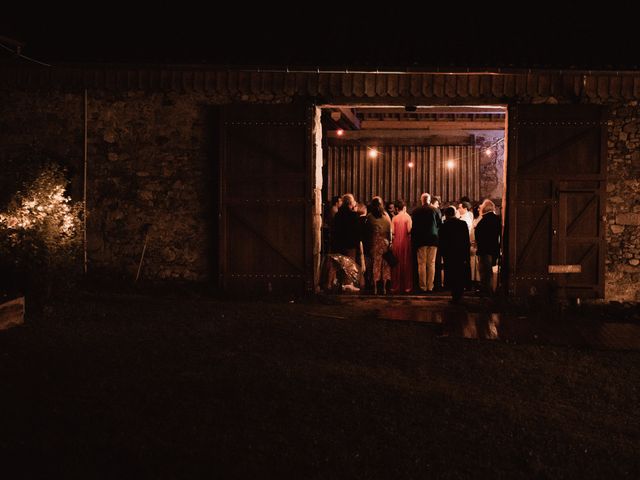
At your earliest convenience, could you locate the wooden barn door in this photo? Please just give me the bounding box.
[219,103,313,294]
[507,105,607,299]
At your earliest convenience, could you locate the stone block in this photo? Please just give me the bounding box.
[103,130,117,143]
[610,224,625,234]
[0,296,25,331]
[617,213,640,225]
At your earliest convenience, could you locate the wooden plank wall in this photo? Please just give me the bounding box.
[326,145,480,207]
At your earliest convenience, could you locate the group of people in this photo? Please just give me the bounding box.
[324,192,501,303]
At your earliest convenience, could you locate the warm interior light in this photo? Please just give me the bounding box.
[336,129,344,136]
[447,159,455,169]
[368,148,379,159]
[407,161,414,168]
[484,148,493,156]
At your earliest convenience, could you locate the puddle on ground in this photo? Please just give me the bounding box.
[377,308,640,351]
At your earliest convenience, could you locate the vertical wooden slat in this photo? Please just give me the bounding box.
[504,74,516,97]
[621,75,634,99]
[492,75,505,98]
[284,72,296,96]
[584,76,597,98]
[272,72,284,96]
[514,74,527,96]
[364,74,377,97]
[329,73,342,97]
[480,76,492,97]
[353,73,365,97]
[398,74,411,97]
[538,74,550,96]
[410,74,422,97]
[342,73,353,98]
[433,75,445,98]
[238,72,250,94]
[549,73,561,98]
[445,75,457,97]
[212,71,224,94]
[560,74,575,98]
[193,71,204,93]
[227,71,239,95]
[295,72,307,95]
[261,72,273,95]
[597,76,609,99]
[375,74,387,96]
[633,77,640,98]
[387,74,399,97]
[307,73,319,96]
[181,70,193,92]
[457,75,469,97]
[609,75,621,99]
[422,75,433,97]
[317,73,330,97]
[469,75,480,97]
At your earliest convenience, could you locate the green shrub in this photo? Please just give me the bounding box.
[0,163,83,298]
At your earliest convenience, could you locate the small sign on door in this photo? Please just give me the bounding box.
[548,264,582,273]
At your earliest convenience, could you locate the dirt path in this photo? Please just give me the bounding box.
[0,293,638,478]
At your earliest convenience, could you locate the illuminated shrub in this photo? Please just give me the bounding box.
[0,163,83,296]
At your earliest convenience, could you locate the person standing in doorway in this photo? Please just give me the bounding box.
[367,197,392,294]
[386,201,397,220]
[411,193,441,293]
[475,199,501,296]
[438,206,471,304]
[430,196,444,291]
[391,199,413,294]
[457,200,474,290]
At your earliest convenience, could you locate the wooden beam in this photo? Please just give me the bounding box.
[331,107,361,130]
[357,107,507,115]
[327,129,478,140]
[360,120,505,130]
[328,135,475,146]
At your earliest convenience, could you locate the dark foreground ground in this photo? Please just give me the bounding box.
[1,292,639,479]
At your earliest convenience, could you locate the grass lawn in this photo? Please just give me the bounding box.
[1,293,638,479]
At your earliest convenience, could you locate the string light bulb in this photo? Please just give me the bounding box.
[368,148,379,159]
[447,159,455,169]
[336,129,344,136]
[407,161,414,168]
[484,147,493,156]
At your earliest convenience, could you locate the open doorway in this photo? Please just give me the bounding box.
[317,104,507,294]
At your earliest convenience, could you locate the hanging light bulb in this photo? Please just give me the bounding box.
[336,129,344,136]
[407,161,414,168]
[368,148,379,159]
[447,159,455,169]
[484,147,493,156]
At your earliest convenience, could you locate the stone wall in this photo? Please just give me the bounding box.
[0,91,84,200]
[86,90,220,281]
[0,89,292,282]
[473,131,505,207]
[605,100,640,301]
[1,84,639,301]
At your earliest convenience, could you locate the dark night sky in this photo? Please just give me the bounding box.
[1,6,638,70]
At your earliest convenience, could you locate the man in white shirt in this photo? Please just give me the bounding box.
[457,201,473,231]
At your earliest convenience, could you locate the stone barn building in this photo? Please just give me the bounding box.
[1,64,639,301]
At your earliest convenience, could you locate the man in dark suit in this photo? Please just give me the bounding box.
[438,206,471,304]
[411,193,441,292]
[475,199,501,296]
